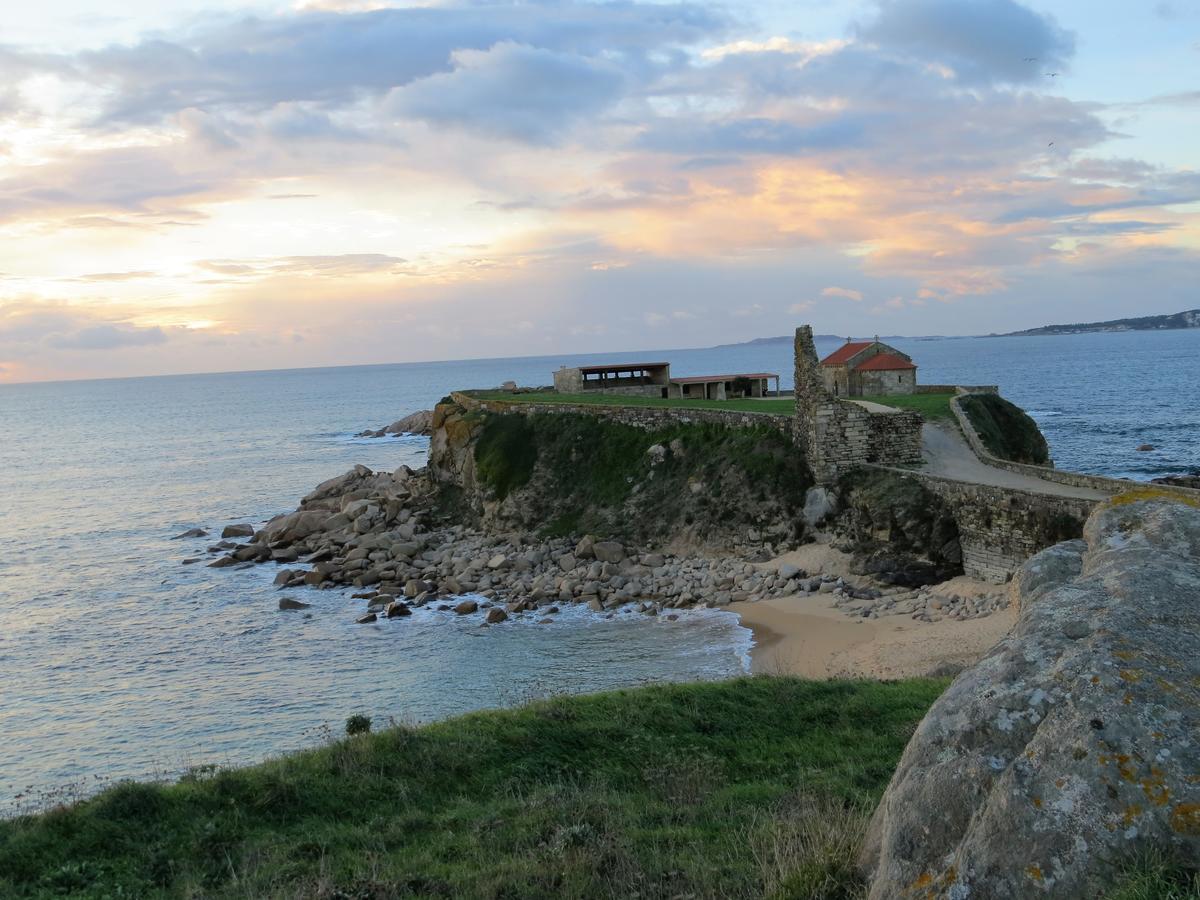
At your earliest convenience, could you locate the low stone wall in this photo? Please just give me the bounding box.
[949,393,1200,501]
[450,392,796,439]
[872,466,1095,583]
[916,384,998,395]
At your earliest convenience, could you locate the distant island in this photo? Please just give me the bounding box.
[713,333,944,349]
[998,308,1200,337]
[724,308,1200,349]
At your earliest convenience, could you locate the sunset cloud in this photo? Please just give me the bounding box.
[0,0,1197,381]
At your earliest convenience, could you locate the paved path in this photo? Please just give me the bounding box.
[920,423,1112,501]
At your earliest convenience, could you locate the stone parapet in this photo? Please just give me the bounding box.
[450,392,796,438]
[949,393,1200,501]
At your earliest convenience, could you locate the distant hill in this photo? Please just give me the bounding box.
[1001,309,1200,337]
[713,333,940,349]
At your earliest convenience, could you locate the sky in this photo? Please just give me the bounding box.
[0,0,1197,382]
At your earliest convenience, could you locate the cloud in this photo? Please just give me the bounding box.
[0,303,168,356]
[821,286,864,302]
[77,2,727,124]
[199,254,410,279]
[387,42,625,144]
[49,323,167,349]
[858,0,1074,84]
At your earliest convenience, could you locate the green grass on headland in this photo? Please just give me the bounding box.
[471,390,796,416]
[857,392,955,421]
[0,677,945,899]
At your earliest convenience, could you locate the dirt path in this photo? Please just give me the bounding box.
[920,423,1111,501]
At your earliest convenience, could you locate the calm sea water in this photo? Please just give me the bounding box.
[0,330,1196,806]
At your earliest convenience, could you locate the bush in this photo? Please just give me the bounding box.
[345,714,372,736]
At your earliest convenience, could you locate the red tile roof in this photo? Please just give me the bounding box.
[856,352,916,371]
[819,341,873,366]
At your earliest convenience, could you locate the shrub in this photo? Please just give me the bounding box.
[345,714,372,736]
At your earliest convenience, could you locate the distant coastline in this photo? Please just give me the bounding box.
[990,308,1200,337]
[723,307,1200,349]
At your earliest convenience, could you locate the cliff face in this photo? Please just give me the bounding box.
[429,399,813,551]
[861,495,1200,898]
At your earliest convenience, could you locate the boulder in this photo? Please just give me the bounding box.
[485,608,508,624]
[385,601,411,618]
[207,555,238,568]
[453,600,479,615]
[861,498,1200,899]
[384,409,433,436]
[802,486,837,527]
[278,597,311,610]
[355,613,377,624]
[777,562,804,580]
[575,535,595,559]
[221,523,255,539]
[593,541,625,564]
[172,527,207,539]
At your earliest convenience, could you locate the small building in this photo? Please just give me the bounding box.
[667,372,780,400]
[819,338,916,397]
[553,362,671,396]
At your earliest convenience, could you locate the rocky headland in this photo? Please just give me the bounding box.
[187,395,1017,678]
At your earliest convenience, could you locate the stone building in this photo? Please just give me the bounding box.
[553,362,671,397]
[667,372,780,400]
[819,338,917,397]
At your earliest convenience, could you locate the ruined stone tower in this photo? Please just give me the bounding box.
[793,324,922,483]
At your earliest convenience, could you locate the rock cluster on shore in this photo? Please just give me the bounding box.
[198,464,813,620]
[830,585,1007,622]
[190,462,1013,627]
[356,409,433,438]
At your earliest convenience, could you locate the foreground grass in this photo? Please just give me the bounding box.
[0,677,945,899]
[856,392,955,421]
[471,390,796,416]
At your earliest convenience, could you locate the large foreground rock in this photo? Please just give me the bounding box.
[862,497,1200,899]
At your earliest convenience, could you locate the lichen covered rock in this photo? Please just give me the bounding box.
[861,497,1200,898]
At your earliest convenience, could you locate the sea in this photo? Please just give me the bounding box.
[1,329,1197,809]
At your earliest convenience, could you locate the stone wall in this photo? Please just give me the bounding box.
[871,466,1095,583]
[860,369,916,396]
[794,327,923,482]
[451,392,796,438]
[551,368,663,397]
[916,383,998,394]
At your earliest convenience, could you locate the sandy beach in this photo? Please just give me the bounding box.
[731,544,1017,680]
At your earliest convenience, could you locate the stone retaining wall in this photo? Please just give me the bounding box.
[450,392,796,439]
[872,466,1096,583]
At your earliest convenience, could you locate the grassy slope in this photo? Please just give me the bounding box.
[0,677,945,900]
[471,411,812,540]
[958,393,1051,465]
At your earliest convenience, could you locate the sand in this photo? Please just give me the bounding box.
[730,545,1017,680]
